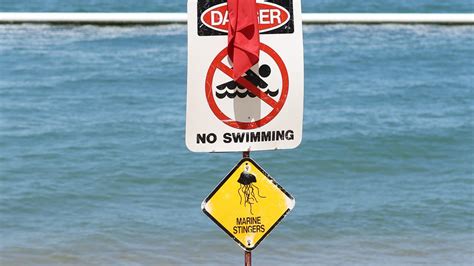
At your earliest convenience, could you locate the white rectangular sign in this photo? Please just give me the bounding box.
[186,0,304,152]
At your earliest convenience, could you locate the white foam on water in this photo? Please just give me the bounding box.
[0,24,187,48]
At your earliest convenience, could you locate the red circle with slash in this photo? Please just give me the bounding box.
[205,43,289,130]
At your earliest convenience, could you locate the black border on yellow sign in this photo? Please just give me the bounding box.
[201,157,295,251]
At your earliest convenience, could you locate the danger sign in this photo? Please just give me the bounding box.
[187,0,304,152]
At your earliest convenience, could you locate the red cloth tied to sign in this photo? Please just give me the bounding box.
[227,0,260,80]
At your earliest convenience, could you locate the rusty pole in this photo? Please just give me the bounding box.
[245,250,252,266]
[243,150,251,266]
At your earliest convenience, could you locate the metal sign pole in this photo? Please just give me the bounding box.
[245,250,252,266]
[243,150,251,266]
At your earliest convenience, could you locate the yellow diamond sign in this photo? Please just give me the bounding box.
[202,158,295,251]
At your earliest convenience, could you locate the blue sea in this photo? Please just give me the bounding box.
[0,0,473,13]
[1,1,473,265]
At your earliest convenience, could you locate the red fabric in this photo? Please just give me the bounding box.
[227,0,260,80]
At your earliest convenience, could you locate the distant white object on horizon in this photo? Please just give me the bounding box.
[0,12,472,25]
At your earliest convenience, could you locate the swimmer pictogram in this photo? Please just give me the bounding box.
[237,162,266,215]
[215,65,279,99]
[206,43,289,130]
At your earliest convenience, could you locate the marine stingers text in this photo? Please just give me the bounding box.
[233,216,265,234]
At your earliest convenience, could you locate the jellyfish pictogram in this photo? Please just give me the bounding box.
[237,163,266,215]
[215,64,279,99]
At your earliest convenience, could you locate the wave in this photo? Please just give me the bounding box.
[215,89,279,99]
[215,82,279,99]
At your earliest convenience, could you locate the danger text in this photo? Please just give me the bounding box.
[210,9,282,27]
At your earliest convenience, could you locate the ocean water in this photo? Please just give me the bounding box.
[0,0,473,13]
[0,3,473,266]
